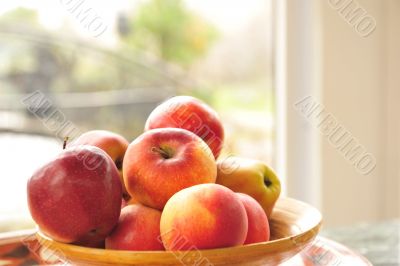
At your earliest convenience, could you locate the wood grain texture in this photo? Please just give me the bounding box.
[36,197,322,266]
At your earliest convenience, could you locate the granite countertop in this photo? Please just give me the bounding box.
[321,220,400,266]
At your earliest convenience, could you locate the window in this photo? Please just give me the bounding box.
[0,0,275,232]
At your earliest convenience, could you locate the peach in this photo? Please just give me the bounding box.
[236,193,270,244]
[160,184,248,250]
[105,204,164,251]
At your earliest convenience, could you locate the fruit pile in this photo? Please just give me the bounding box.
[27,96,281,251]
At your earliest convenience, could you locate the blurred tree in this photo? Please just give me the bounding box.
[0,8,57,94]
[0,7,39,25]
[0,6,183,138]
[119,0,217,67]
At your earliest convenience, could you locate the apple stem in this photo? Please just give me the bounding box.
[151,147,170,159]
[63,137,69,150]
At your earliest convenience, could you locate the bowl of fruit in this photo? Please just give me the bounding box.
[28,96,322,266]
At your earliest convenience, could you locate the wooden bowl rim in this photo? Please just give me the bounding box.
[36,197,322,262]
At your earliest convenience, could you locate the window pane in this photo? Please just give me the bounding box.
[0,0,275,232]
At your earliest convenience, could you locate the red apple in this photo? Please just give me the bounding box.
[145,96,224,159]
[123,128,217,210]
[160,184,248,250]
[105,204,164,251]
[27,145,122,247]
[236,193,270,244]
[71,130,129,198]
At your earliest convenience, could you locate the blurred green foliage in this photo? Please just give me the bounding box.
[121,0,217,66]
[0,7,38,24]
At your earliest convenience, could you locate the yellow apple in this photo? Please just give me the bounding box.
[216,157,281,217]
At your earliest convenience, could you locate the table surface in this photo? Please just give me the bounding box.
[321,220,400,266]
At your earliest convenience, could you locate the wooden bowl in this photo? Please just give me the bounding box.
[36,197,322,266]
